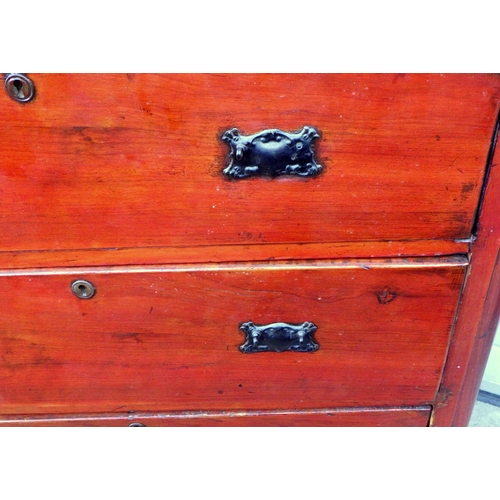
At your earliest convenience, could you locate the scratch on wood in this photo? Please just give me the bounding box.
[111,332,143,343]
[435,386,453,406]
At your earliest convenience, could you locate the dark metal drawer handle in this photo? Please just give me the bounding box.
[239,321,319,353]
[222,126,322,179]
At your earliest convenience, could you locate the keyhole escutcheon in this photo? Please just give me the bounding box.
[4,73,35,103]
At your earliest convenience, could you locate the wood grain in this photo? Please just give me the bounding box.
[0,239,469,270]
[0,406,431,427]
[0,74,498,257]
[0,258,466,415]
[2,73,497,427]
[432,122,500,426]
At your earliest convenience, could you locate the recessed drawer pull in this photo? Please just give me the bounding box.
[239,321,319,353]
[222,126,322,179]
[4,73,35,103]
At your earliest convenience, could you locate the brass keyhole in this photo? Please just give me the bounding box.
[4,73,35,103]
[71,280,96,299]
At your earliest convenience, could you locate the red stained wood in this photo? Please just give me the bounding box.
[0,74,498,256]
[2,73,499,427]
[0,407,431,427]
[0,238,469,270]
[0,258,465,415]
[432,127,500,426]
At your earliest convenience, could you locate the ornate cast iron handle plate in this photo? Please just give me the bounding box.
[239,321,319,353]
[222,126,322,179]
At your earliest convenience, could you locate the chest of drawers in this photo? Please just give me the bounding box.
[0,73,499,426]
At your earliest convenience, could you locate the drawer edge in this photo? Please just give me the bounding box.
[0,406,433,427]
[0,255,469,277]
[0,239,470,270]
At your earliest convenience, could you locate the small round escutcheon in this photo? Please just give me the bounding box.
[128,422,146,427]
[71,279,96,299]
[4,73,35,103]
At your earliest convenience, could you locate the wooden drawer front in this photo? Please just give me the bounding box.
[0,258,465,414]
[0,407,432,427]
[0,74,498,253]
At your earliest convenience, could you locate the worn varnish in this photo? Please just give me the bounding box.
[0,239,469,270]
[0,258,466,414]
[1,73,499,427]
[432,123,500,426]
[0,74,498,258]
[0,407,432,427]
